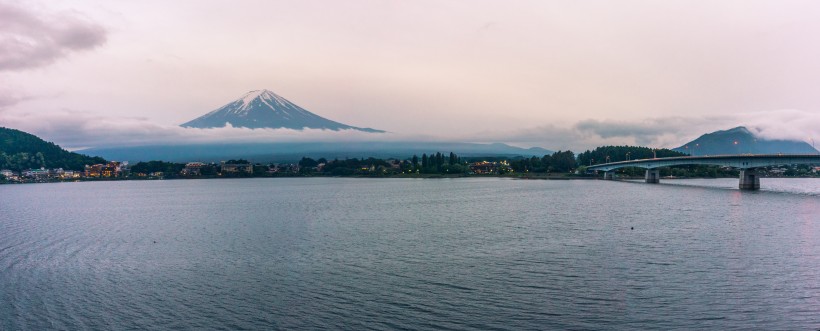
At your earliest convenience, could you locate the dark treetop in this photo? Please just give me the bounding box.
[0,127,106,171]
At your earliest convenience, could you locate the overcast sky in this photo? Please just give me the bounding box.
[1,0,819,151]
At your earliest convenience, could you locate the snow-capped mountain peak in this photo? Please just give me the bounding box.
[181,89,384,132]
[236,89,290,112]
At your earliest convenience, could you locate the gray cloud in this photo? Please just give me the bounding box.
[570,110,820,149]
[1,106,817,154]
[0,1,107,71]
[576,119,675,140]
[0,108,424,149]
[456,110,820,152]
[0,88,27,109]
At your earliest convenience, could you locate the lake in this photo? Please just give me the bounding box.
[1,178,818,330]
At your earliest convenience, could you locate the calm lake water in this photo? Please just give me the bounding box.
[1,178,818,330]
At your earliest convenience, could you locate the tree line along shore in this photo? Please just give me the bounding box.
[3,148,817,184]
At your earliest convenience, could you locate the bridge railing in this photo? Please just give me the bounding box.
[587,154,820,171]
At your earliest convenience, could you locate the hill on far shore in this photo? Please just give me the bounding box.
[0,127,106,171]
[674,126,818,155]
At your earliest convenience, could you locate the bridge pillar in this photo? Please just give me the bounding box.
[603,171,614,180]
[739,168,760,190]
[645,169,660,184]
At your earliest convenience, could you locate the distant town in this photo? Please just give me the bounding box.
[0,155,527,183]
[2,151,818,185]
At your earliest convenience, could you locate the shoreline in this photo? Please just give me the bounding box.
[3,173,816,185]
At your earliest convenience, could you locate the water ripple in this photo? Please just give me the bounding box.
[0,178,818,330]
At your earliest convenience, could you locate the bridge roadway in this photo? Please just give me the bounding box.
[586,154,820,190]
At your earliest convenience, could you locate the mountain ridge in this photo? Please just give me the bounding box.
[673,126,818,155]
[82,142,554,163]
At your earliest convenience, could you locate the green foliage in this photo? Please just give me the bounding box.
[576,145,685,166]
[415,151,466,174]
[329,167,355,176]
[0,127,106,171]
[130,160,185,175]
[509,150,576,173]
[323,157,361,173]
[550,150,576,172]
[200,164,219,176]
[441,163,466,174]
[298,157,318,168]
[320,157,391,176]
[252,165,268,174]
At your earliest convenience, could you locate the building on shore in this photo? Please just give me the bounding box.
[267,163,299,174]
[84,161,126,178]
[23,168,50,178]
[469,161,500,174]
[182,162,206,176]
[61,170,80,179]
[221,161,253,174]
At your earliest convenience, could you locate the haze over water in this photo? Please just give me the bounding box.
[1,178,818,330]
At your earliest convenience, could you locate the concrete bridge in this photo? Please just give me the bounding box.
[586,154,820,190]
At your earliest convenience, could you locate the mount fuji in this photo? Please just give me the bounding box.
[181,89,384,132]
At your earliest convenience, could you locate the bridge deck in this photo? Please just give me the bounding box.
[587,154,820,171]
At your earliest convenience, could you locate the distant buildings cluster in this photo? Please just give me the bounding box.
[132,161,301,179]
[84,161,129,178]
[175,161,254,176]
[1,161,128,183]
[0,158,536,183]
[3,158,815,184]
[2,159,268,182]
[468,161,511,174]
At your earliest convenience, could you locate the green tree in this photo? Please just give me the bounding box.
[298,157,318,168]
[130,161,185,176]
[551,150,577,172]
[577,145,685,166]
[197,164,215,176]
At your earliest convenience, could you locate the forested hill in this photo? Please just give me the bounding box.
[673,126,818,155]
[0,127,106,171]
[577,146,686,166]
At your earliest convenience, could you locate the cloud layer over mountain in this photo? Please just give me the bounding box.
[2,106,816,153]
